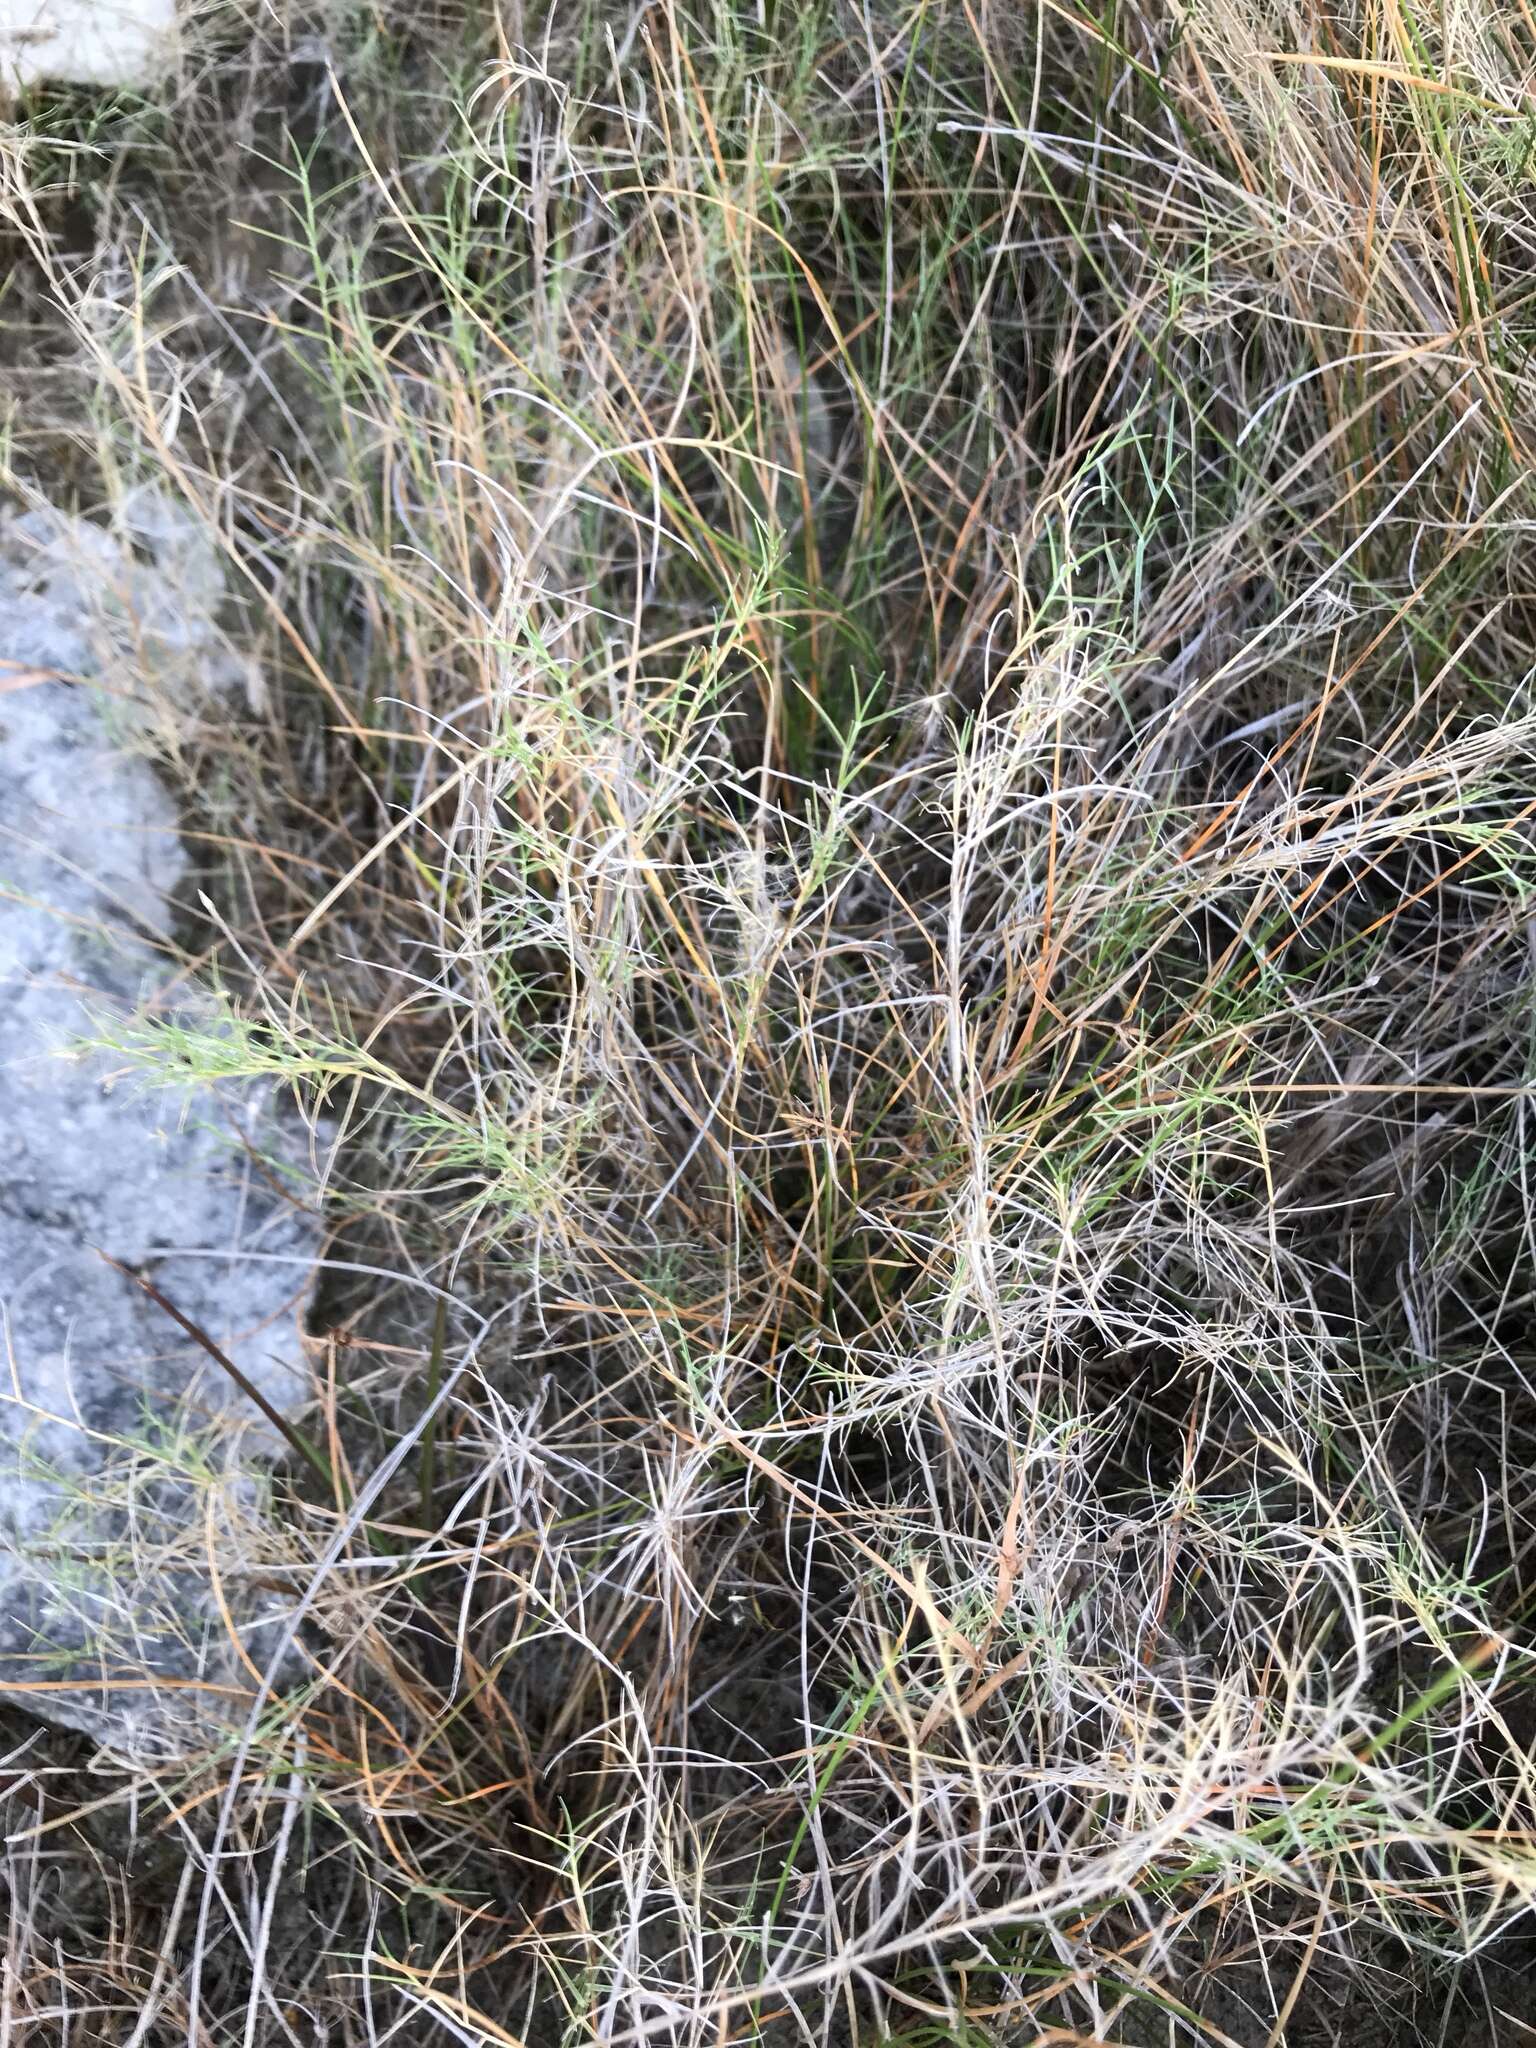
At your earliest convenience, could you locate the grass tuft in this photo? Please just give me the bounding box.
[5,0,1536,2040]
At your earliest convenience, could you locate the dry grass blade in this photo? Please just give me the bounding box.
[97,1251,337,1493]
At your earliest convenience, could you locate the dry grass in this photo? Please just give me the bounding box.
[5,0,1536,2041]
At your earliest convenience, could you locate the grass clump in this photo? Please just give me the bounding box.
[5,0,1536,2041]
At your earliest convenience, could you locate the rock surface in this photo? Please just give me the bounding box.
[1,0,177,91]
[1,499,321,1755]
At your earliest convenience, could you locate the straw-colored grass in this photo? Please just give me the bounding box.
[4,1,1536,2040]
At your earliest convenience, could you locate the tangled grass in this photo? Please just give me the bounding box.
[5,0,1536,2040]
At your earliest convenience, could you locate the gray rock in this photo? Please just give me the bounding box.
[1,499,322,1756]
[1,1,178,93]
